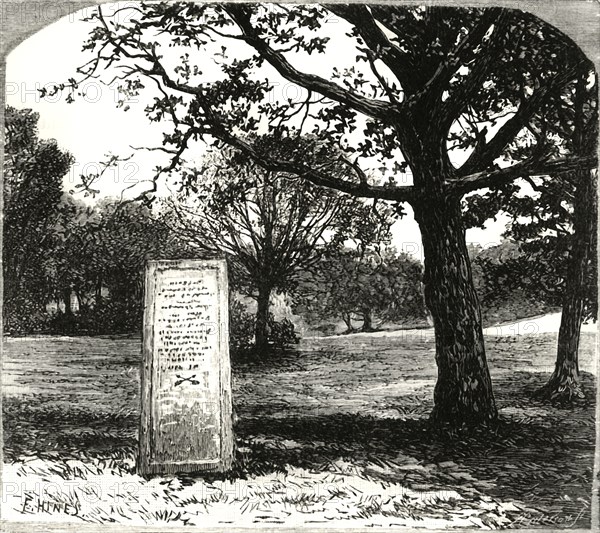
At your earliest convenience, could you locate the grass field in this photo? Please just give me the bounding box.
[2,326,597,528]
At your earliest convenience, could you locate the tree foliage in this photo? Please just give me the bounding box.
[467,241,557,325]
[2,106,191,334]
[163,139,396,349]
[471,185,597,323]
[463,63,598,321]
[462,64,598,401]
[294,247,426,333]
[164,140,396,295]
[3,106,74,331]
[51,4,597,201]
[50,198,192,333]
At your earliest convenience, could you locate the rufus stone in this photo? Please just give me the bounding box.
[138,259,234,475]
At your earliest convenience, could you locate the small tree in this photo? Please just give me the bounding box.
[164,142,396,350]
[294,247,426,333]
[464,67,598,400]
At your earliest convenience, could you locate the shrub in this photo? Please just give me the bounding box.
[312,323,337,336]
[267,314,300,347]
[229,299,301,354]
[41,299,142,335]
[83,300,143,335]
[3,298,50,335]
[229,298,256,354]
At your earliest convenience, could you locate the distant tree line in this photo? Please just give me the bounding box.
[4,107,427,348]
[294,247,427,334]
[3,106,189,335]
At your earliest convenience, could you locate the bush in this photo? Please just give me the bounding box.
[267,314,300,347]
[43,299,143,335]
[229,299,301,354]
[83,300,143,335]
[47,312,80,334]
[5,292,302,350]
[312,323,337,336]
[3,298,50,336]
[229,298,256,354]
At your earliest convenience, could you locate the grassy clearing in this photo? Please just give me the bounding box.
[2,329,596,527]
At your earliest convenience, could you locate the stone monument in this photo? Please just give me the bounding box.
[138,259,234,475]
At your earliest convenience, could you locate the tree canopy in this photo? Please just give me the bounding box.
[3,106,190,335]
[3,106,74,330]
[164,139,396,348]
[51,4,597,201]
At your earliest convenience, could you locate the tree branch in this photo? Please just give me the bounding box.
[447,154,598,195]
[439,10,511,131]
[225,4,396,123]
[410,8,503,107]
[212,130,415,203]
[459,65,585,176]
[327,4,414,94]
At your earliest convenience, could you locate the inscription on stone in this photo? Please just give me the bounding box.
[138,259,233,475]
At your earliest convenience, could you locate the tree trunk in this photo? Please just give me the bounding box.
[62,288,73,316]
[95,277,103,306]
[538,169,596,401]
[341,312,353,333]
[362,309,374,332]
[74,290,86,313]
[255,284,271,352]
[414,195,497,426]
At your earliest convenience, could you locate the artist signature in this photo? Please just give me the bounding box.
[21,495,80,516]
[509,505,588,528]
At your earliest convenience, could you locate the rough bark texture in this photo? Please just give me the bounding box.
[255,285,271,351]
[538,169,597,401]
[414,195,497,426]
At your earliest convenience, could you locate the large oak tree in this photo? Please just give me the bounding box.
[55,3,597,426]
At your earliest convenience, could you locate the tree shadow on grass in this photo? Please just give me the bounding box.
[232,370,595,527]
[3,370,595,527]
[2,396,138,462]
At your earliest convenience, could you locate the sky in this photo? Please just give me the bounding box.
[6,3,512,262]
